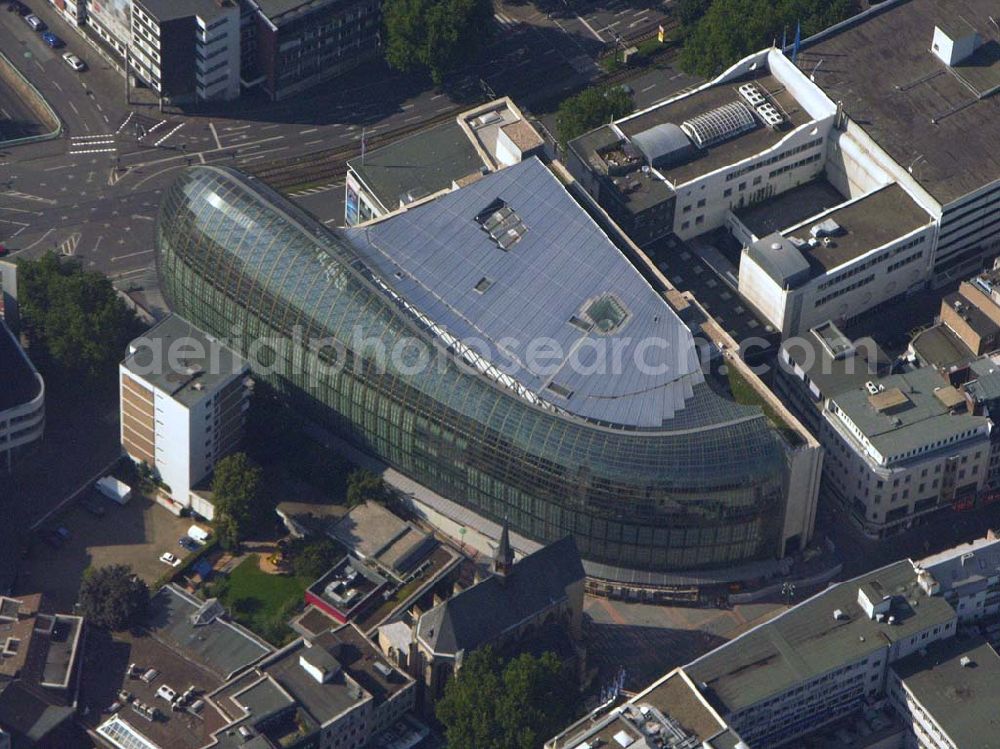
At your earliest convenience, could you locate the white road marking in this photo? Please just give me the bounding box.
[146,119,168,135]
[641,83,656,92]
[110,249,154,262]
[68,101,80,115]
[300,127,318,134]
[400,103,415,110]
[304,139,324,146]
[131,214,154,221]
[71,133,116,141]
[68,147,117,155]
[576,14,604,41]
[52,81,63,92]
[116,112,134,134]
[44,164,76,171]
[21,228,55,250]
[209,121,222,150]
[154,122,185,146]
[224,124,252,131]
[262,124,281,130]
[1,191,57,204]
[0,206,41,215]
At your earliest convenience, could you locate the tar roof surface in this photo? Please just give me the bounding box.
[123,315,246,408]
[0,317,40,413]
[344,158,705,428]
[687,560,956,713]
[830,366,989,459]
[737,178,845,239]
[782,184,932,274]
[347,120,484,213]
[136,0,230,21]
[145,586,272,680]
[252,0,341,23]
[783,328,887,399]
[911,324,976,369]
[892,636,1000,747]
[799,0,1000,205]
[617,72,808,187]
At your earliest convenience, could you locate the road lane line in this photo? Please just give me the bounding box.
[641,84,656,92]
[21,228,55,251]
[110,249,154,262]
[52,81,63,92]
[68,101,80,115]
[300,127,318,134]
[304,139,324,146]
[209,121,222,150]
[576,14,604,41]
[154,122,185,146]
[131,214,154,221]
[43,164,76,171]
[116,112,134,134]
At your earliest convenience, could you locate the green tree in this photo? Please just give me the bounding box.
[212,452,265,549]
[345,468,391,508]
[288,537,342,580]
[675,0,711,28]
[436,647,574,749]
[678,0,857,78]
[555,85,634,147]
[383,0,494,84]
[17,253,142,390]
[79,564,149,630]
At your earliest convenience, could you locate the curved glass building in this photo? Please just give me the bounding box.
[156,160,802,581]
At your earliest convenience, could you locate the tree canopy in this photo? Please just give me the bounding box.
[383,0,494,84]
[17,253,142,390]
[678,0,858,78]
[79,564,149,630]
[555,85,634,147]
[436,647,575,749]
[211,452,266,549]
[287,537,342,580]
[345,468,391,508]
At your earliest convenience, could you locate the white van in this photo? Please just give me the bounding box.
[188,525,210,544]
[96,476,132,505]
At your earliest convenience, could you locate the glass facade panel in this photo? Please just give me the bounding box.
[156,167,792,579]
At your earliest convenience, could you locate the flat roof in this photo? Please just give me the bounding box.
[617,71,809,187]
[251,0,346,24]
[782,325,888,399]
[345,158,707,429]
[307,557,387,617]
[549,670,734,749]
[330,502,434,576]
[123,314,247,408]
[782,183,932,275]
[348,120,485,214]
[687,560,956,713]
[830,366,989,459]
[144,585,273,680]
[97,633,230,749]
[135,0,232,22]
[800,0,1000,205]
[892,636,1000,747]
[911,324,976,369]
[918,534,1000,596]
[736,178,845,239]
[0,317,40,413]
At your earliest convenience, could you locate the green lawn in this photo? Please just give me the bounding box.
[215,554,311,644]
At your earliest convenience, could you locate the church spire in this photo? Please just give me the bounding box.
[493,518,514,577]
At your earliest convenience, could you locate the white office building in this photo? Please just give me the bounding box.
[119,314,250,519]
[822,366,992,538]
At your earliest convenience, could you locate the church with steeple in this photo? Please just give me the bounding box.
[376,522,587,709]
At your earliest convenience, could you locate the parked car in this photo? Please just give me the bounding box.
[23,13,44,30]
[0,244,8,258]
[55,527,70,541]
[7,3,31,16]
[62,52,85,71]
[178,536,200,553]
[159,552,180,567]
[39,529,63,549]
[41,31,63,48]
[80,494,106,517]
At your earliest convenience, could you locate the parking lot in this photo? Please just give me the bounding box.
[21,493,195,611]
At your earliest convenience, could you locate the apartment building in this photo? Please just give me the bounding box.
[822,367,992,538]
[0,316,44,473]
[119,314,250,519]
[915,533,1000,624]
[131,0,241,102]
[240,0,381,102]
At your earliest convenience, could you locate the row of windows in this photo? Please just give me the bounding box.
[725,137,825,182]
[768,151,823,180]
[815,273,875,307]
[817,235,927,291]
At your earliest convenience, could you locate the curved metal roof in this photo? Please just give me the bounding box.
[630,123,693,166]
[681,101,758,149]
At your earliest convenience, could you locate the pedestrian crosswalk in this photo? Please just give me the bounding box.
[494,12,520,31]
[68,133,117,156]
[289,182,341,197]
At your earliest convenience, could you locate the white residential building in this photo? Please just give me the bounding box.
[0,317,44,473]
[119,314,250,519]
[914,532,1000,623]
[822,367,992,538]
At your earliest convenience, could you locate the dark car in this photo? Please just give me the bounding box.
[55,526,71,541]
[7,2,30,16]
[80,494,106,517]
[41,31,63,48]
[0,244,8,258]
[179,536,200,553]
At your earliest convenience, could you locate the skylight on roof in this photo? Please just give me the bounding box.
[681,100,758,149]
[475,198,527,250]
[585,295,629,334]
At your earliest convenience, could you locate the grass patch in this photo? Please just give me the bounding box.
[727,366,803,446]
[213,554,311,645]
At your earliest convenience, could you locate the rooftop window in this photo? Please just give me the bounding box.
[475,198,527,250]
